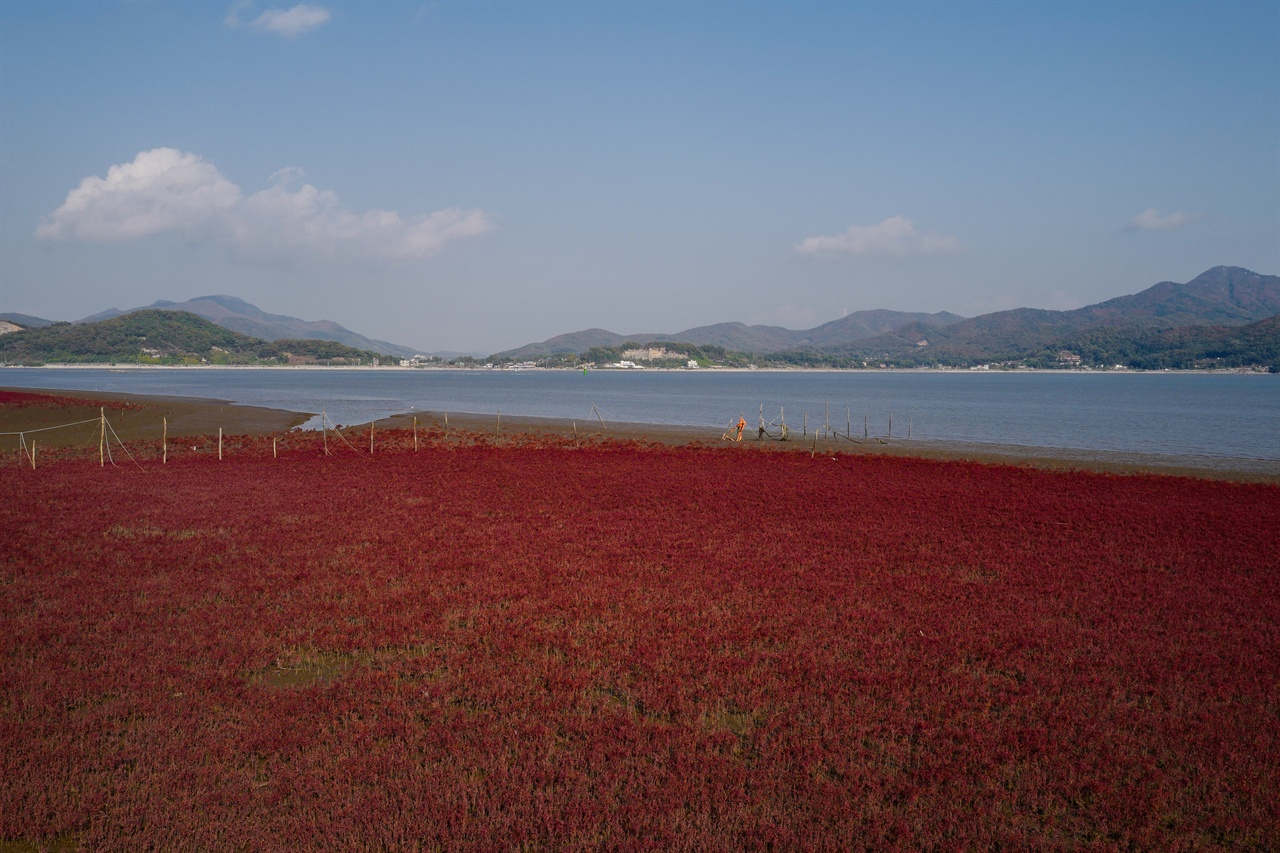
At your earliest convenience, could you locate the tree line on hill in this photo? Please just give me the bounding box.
[485,314,1278,372]
[4,308,1272,371]
[489,266,1278,372]
[0,310,385,366]
[3,267,1275,371]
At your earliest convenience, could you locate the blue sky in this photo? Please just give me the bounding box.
[1,1,1276,354]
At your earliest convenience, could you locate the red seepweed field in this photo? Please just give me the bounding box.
[2,426,1278,850]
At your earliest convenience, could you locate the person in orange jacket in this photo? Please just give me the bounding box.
[735,415,747,442]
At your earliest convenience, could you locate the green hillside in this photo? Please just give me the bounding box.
[509,317,1279,372]
[0,310,384,366]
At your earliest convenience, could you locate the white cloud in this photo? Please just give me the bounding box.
[225,3,331,38]
[267,165,307,186]
[1127,208,1199,232]
[1044,290,1082,311]
[38,148,491,262]
[35,149,240,241]
[795,216,965,257]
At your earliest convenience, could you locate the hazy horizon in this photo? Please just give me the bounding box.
[2,2,1276,353]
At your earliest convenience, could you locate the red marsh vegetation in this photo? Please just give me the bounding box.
[2,428,1278,850]
[0,390,141,410]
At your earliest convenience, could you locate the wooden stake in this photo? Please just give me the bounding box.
[273,437,277,458]
[322,409,330,456]
[864,413,868,440]
[846,407,852,440]
[908,417,912,440]
[370,421,375,455]
[218,428,223,460]
[31,440,36,470]
[162,417,167,464]
[100,408,105,467]
[413,416,418,451]
[803,410,807,438]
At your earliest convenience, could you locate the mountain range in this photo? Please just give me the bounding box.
[7,296,422,358]
[0,309,385,366]
[823,265,1280,362]
[497,309,967,359]
[498,266,1278,364]
[1,266,1276,366]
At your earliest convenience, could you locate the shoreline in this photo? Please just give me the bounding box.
[0,386,311,448]
[4,385,1276,483]
[371,409,1279,483]
[4,362,1274,376]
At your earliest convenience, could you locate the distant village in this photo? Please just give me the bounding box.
[398,345,1158,372]
[401,345,706,370]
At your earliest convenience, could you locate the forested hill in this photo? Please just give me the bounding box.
[810,266,1278,365]
[499,266,1277,364]
[504,267,1278,370]
[0,310,385,366]
[497,310,965,359]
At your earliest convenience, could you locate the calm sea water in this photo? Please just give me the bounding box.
[2,367,1276,465]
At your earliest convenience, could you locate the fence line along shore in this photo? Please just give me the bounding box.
[2,385,1277,482]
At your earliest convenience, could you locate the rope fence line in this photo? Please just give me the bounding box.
[103,415,146,471]
[319,409,365,456]
[0,417,104,436]
[3,416,107,469]
[4,399,919,469]
[725,403,910,444]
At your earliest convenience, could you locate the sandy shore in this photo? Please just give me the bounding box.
[4,386,1276,483]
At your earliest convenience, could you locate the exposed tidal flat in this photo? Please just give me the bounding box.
[2,365,1276,479]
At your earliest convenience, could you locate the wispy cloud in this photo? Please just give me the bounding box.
[1126,208,1200,232]
[225,3,331,38]
[795,216,964,257]
[37,148,491,262]
[753,303,819,330]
